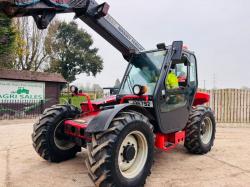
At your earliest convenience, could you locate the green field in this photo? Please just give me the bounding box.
[59,94,97,108]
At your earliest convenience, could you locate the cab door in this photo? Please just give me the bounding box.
[155,53,198,134]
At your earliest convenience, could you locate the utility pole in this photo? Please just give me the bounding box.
[203,80,206,90]
[213,73,216,89]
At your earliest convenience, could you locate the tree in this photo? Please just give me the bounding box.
[114,78,121,88]
[13,17,50,71]
[47,21,103,82]
[92,83,103,92]
[0,13,16,68]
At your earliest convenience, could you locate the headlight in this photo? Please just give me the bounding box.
[133,85,141,95]
[70,85,78,94]
[133,85,148,95]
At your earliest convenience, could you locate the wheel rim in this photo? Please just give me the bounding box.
[200,116,213,145]
[118,131,148,179]
[54,120,75,150]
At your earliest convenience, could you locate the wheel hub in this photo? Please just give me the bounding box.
[54,120,75,150]
[201,123,207,135]
[200,117,213,144]
[123,144,136,162]
[118,131,148,179]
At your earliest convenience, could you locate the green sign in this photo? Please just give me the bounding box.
[0,80,45,102]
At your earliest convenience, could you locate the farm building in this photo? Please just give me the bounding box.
[0,69,67,119]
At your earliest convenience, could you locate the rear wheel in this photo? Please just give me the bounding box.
[184,106,216,154]
[86,111,154,187]
[32,104,81,162]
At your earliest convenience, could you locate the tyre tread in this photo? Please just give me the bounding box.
[86,110,153,187]
[184,106,216,154]
[32,104,81,162]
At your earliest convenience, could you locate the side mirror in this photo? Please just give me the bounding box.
[171,41,183,62]
[156,43,166,50]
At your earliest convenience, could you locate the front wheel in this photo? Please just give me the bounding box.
[32,104,81,162]
[86,111,154,187]
[184,106,216,154]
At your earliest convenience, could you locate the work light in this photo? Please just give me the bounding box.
[133,85,148,95]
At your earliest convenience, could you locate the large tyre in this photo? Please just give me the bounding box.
[184,106,216,154]
[32,104,81,162]
[86,110,154,187]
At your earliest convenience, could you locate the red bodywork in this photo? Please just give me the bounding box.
[64,91,210,150]
[64,112,99,141]
[81,95,116,112]
[63,94,150,141]
[75,93,95,112]
[64,94,116,140]
[193,91,210,106]
[155,131,185,151]
[64,119,89,140]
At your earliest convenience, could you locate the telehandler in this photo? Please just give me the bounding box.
[0,0,216,186]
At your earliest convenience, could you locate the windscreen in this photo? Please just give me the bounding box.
[119,50,167,95]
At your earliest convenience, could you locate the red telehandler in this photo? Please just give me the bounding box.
[0,0,216,186]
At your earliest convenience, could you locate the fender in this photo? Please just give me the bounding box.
[85,103,154,133]
[193,91,210,106]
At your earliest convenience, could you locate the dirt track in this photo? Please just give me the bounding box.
[0,119,250,187]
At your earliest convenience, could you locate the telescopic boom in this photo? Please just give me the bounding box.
[0,0,144,58]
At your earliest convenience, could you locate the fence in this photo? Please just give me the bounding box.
[0,100,45,120]
[201,89,250,123]
[1,90,250,122]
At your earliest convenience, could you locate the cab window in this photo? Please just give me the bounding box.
[165,56,189,90]
[189,54,197,87]
[161,56,189,112]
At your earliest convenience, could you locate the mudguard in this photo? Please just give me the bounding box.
[85,103,154,134]
[193,91,210,106]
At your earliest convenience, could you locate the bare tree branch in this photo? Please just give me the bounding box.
[14,17,50,71]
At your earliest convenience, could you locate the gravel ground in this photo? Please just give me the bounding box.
[0,119,250,187]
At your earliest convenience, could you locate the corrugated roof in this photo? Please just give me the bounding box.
[0,69,67,83]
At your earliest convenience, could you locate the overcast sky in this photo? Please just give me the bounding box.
[59,0,249,89]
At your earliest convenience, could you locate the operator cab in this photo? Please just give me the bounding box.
[119,49,166,97]
[119,41,198,134]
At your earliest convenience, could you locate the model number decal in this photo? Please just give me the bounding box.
[128,100,153,108]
